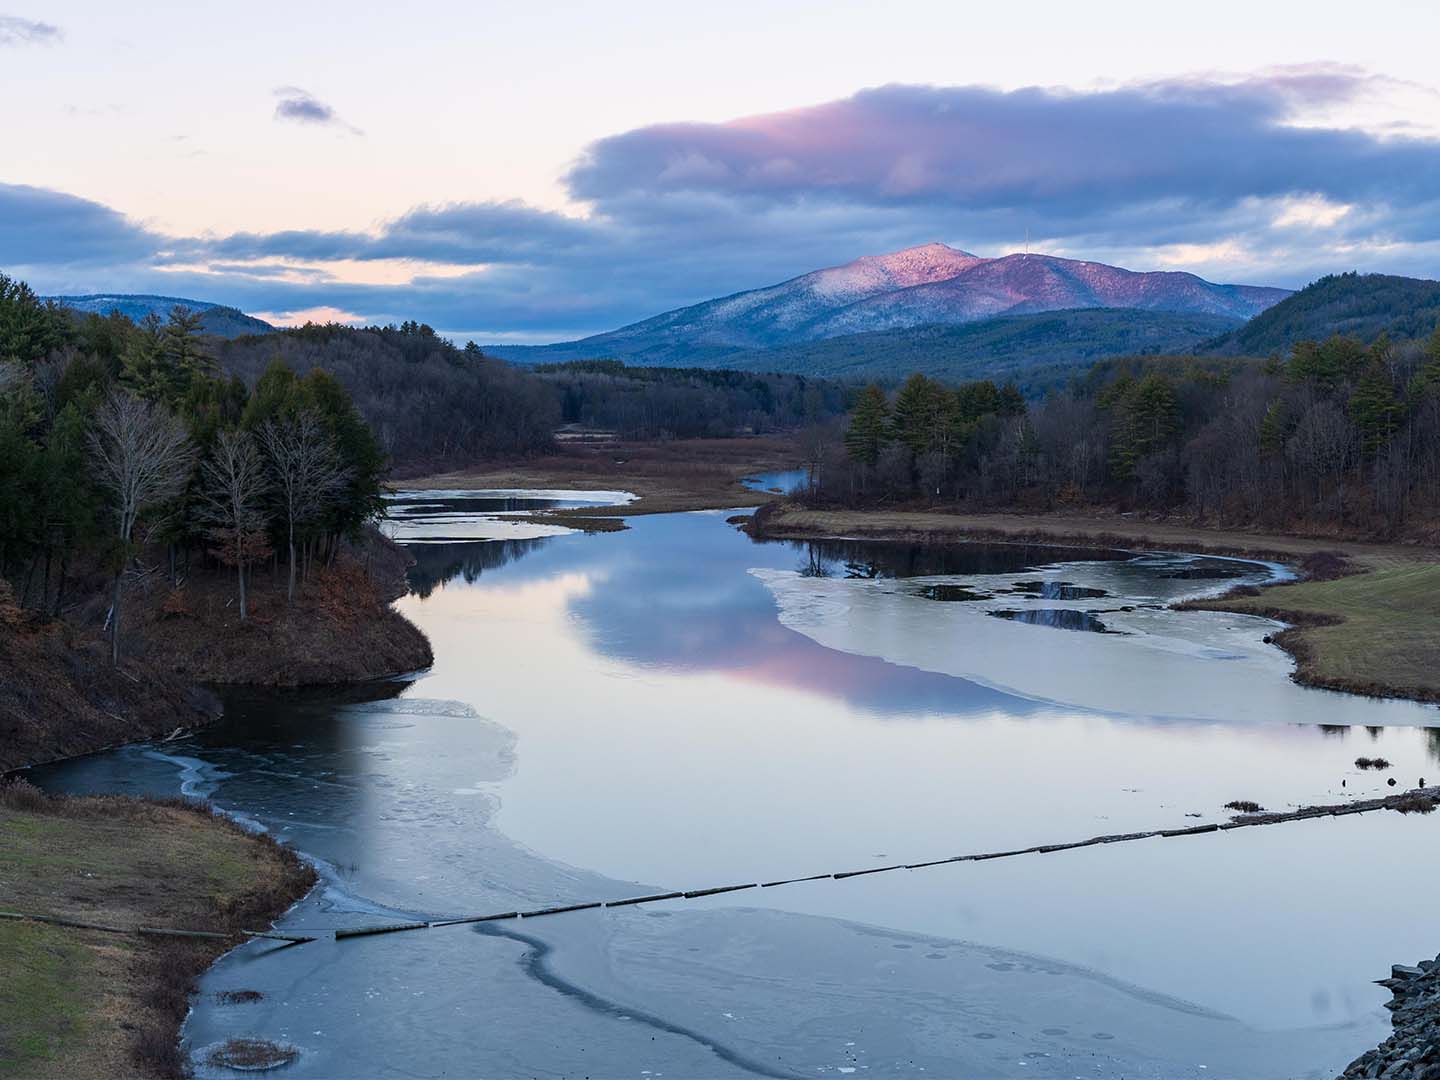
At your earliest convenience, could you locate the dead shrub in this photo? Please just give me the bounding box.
[1297,550,1354,582]
[1225,800,1263,813]
[1393,795,1438,815]
[0,776,53,813]
[1355,757,1393,770]
[132,1024,187,1079]
[158,587,193,620]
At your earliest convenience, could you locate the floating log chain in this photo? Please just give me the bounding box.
[6,787,1432,947]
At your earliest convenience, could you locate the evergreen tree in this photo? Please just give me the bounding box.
[1423,326,1440,386]
[1108,374,1180,480]
[0,274,68,365]
[160,306,214,396]
[300,368,386,534]
[891,374,942,455]
[1349,356,1400,456]
[241,358,304,429]
[844,384,891,465]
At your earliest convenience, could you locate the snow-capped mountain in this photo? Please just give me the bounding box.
[487,243,1290,366]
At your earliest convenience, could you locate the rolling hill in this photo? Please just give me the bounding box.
[712,309,1243,392]
[44,294,275,338]
[488,243,1289,367]
[1203,272,1440,356]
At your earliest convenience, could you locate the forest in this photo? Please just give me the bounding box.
[811,328,1440,538]
[211,327,851,467]
[533,359,849,439]
[0,272,856,663]
[0,274,386,661]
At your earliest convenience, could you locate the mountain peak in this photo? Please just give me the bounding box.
[850,242,983,286]
[486,246,1291,365]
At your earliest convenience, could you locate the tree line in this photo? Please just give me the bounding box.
[814,327,1440,537]
[534,359,849,439]
[213,332,852,468]
[0,274,384,662]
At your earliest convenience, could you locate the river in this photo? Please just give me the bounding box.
[28,489,1440,1079]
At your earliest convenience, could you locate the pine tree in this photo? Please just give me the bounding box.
[1349,356,1399,456]
[1423,326,1440,386]
[891,374,940,455]
[844,384,891,465]
[160,307,214,398]
[0,274,68,365]
[1108,374,1180,480]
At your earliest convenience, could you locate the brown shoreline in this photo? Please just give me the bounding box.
[0,779,316,1079]
[1,527,433,776]
[401,434,801,520]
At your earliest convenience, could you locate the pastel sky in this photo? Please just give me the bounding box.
[4,0,1440,341]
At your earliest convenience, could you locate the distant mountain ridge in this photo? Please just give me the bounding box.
[488,243,1290,366]
[44,293,274,339]
[713,309,1242,393]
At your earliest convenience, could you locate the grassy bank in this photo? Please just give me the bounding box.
[0,779,315,1079]
[1182,563,1440,702]
[751,504,1440,704]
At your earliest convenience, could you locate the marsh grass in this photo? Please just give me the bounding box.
[0,778,314,1079]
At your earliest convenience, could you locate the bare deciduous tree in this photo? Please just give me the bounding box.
[88,390,195,663]
[196,428,270,620]
[259,411,350,603]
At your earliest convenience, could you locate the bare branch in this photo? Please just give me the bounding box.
[87,390,195,662]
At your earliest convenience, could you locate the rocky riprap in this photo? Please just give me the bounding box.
[1339,957,1440,1078]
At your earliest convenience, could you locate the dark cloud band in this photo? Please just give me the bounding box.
[8,67,1440,335]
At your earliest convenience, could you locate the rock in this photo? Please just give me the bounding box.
[1340,955,1440,1079]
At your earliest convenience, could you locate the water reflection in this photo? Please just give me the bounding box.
[407,537,552,598]
[1010,580,1110,600]
[785,537,1130,579]
[989,607,1115,633]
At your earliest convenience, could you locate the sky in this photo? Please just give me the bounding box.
[4,0,1440,342]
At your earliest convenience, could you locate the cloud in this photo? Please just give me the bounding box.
[272,87,362,135]
[567,68,1440,226]
[0,14,60,46]
[0,183,162,267]
[10,66,1440,337]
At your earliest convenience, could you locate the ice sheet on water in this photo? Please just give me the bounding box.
[751,557,1438,727]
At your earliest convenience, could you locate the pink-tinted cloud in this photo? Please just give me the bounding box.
[567,69,1440,219]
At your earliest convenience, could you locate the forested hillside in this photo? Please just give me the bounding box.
[216,323,560,470]
[709,309,1240,390]
[45,294,276,338]
[811,325,1440,538]
[533,360,849,439]
[211,327,851,469]
[1206,273,1440,357]
[0,274,388,657]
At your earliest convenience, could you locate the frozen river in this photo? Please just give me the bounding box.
[31,496,1440,1078]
